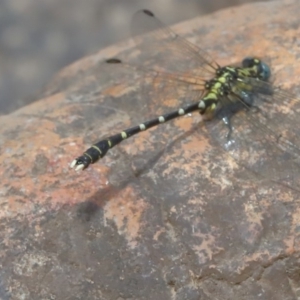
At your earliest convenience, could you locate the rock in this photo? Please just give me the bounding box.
[1,1,300,299]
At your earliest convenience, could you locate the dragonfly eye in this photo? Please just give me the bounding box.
[259,61,271,81]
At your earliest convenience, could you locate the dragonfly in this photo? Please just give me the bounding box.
[70,9,300,192]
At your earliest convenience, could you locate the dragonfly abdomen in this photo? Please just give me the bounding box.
[70,99,212,171]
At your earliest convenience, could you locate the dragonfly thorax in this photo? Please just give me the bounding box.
[205,71,236,96]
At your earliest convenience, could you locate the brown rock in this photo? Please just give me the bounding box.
[1,1,300,299]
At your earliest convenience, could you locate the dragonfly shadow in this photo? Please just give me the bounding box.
[76,122,201,222]
[131,122,202,178]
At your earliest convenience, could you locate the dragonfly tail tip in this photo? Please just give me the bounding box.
[70,159,85,171]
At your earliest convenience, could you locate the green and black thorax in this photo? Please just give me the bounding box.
[200,57,271,116]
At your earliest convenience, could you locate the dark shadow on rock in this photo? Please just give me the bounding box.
[76,122,203,222]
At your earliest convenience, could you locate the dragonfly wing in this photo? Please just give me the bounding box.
[129,9,218,79]
[105,60,206,117]
[205,82,300,193]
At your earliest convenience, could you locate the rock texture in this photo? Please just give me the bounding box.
[1,1,300,299]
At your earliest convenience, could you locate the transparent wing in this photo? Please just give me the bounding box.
[205,78,300,193]
[129,9,218,80]
[105,59,207,117]
[119,9,217,117]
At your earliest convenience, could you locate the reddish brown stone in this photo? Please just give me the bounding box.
[1,1,300,299]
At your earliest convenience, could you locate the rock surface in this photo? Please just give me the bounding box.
[1,1,300,299]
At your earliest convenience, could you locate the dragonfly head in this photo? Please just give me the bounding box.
[242,57,271,81]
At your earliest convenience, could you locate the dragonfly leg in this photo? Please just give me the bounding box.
[250,105,269,120]
[222,116,233,141]
[250,105,261,113]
